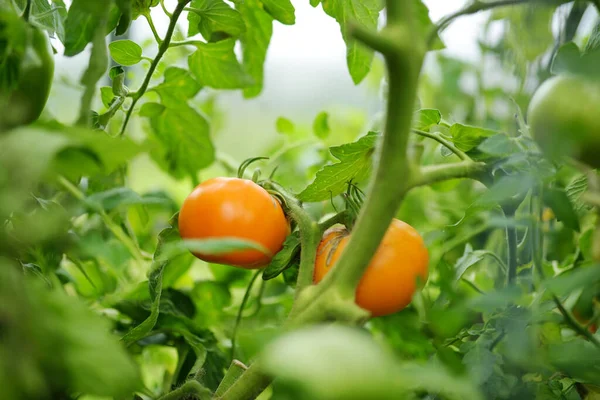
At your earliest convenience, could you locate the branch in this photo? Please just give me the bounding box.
[143,12,163,43]
[504,207,518,284]
[412,129,469,160]
[230,270,261,362]
[118,1,190,136]
[428,0,570,47]
[157,380,211,400]
[408,160,488,189]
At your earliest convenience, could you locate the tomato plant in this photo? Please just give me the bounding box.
[2,0,600,400]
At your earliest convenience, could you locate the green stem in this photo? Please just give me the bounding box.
[408,161,487,189]
[119,1,190,136]
[504,207,518,285]
[412,129,469,161]
[143,12,162,43]
[215,360,248,397]
[157,380,211,400]
[320,1,424,298]
[217,361,271,400]
[230,270,261,362]
[77,10,109,126]
[22,0,32,22]
[169,40,204,47]
[461,278,485,294]
[429,0,570,47]
[160,0,172,17]
[57,176,145,265]
[317,210,349,232]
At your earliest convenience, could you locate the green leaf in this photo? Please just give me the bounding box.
[276,117,295,134]
[414,0,443,50]
[299,132,378,202]
[542,187,580,232]
[413,109,441,132]
[161,238,272,260]
[551,42,600,81]
[237,0,273,97]
[261,0,295,25]
[115,0,133,35]
[321,0,383,84]
[462,337,501,385]
[454,243,505,281]
[188,38,253,89]
[122,215,179,346]
[541,264,600,297]
[263,231,301,280]
[313,111,330,139]
[448,123,498,152]
[100,86,115,108]
[153,67,202,107]
[64,0,111,56]
[476,174,533,207]
[585,20,600,54]
[187,0,246,42]
[108,39,142,66]
[142,102,215,179]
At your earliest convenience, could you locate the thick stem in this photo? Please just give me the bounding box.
[215,361,248,397]
[320,4,424,298]
[218,361,271,400]
[157,380,211,400]
[118,1,189,136]
[408,161,487,189]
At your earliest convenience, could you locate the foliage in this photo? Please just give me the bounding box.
[1,0,600,400]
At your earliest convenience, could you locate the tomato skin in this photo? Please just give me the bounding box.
[528,75,600,169]
[178,177,290,269]
[0,24,54,131]
[313,219,429,317]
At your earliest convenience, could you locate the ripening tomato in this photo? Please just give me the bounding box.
[528,75,600,169]
[313,219,429,317]
[179,177,290,269]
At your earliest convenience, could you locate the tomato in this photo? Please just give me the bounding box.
[178,177,290,269]
[527,75,600,168]
[313,219,429,317]
[572,309,598,334]
[0,12,54,131]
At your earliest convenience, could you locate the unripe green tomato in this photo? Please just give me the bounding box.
[527,75,600,168]
[0,24,54,131]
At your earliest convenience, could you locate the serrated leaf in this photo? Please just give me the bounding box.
[299,132,379,202]
[463,340,500,385]
[237,0,273,97]
[261,0,295,25]
[263,231,301,280]
[585,21,600,54]
[109,39,142,66]
[476,134,521,159]
[321,0,383,84]
[276,117,294,134]
[313,111,330,139]
[187,0,245,41]
[142,102,215,179]
[413,109,441,132]
[542,187,580,232]
[448,123,498,152]
[188,38,253,89]
[566,174,589,213]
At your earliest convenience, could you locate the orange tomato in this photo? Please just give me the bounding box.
[313,219,429,317]
[179,177,290,269]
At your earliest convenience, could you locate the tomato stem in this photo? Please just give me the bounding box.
[230,270,262,362]
[503,206,518,285]
[143,13,163,44]
[412,129,470,161]
[119,1,191,137]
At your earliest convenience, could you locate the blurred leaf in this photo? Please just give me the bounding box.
[546,339,600,383]
[541,264,600,297]
[100,86,115,108]
[262,325,482,400]
[413,109,441,132]
[188,38,253,89]
[115,0,133,35]
[132,0,159,19]
[276,117,295,134]
[476,134,522,159]
[237,0,273,97]
[64,0,113,56]
[187,0,245,42]
[321,0,383,84]
[262,0,295,25]
[108,39,142,66]
[313,111,331,139]
[299,132,378,202]
[86,187,172,212]
[476,174,532,207]
[263,231,301,280]
[542,187,580,232]
[551,42,600,81]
